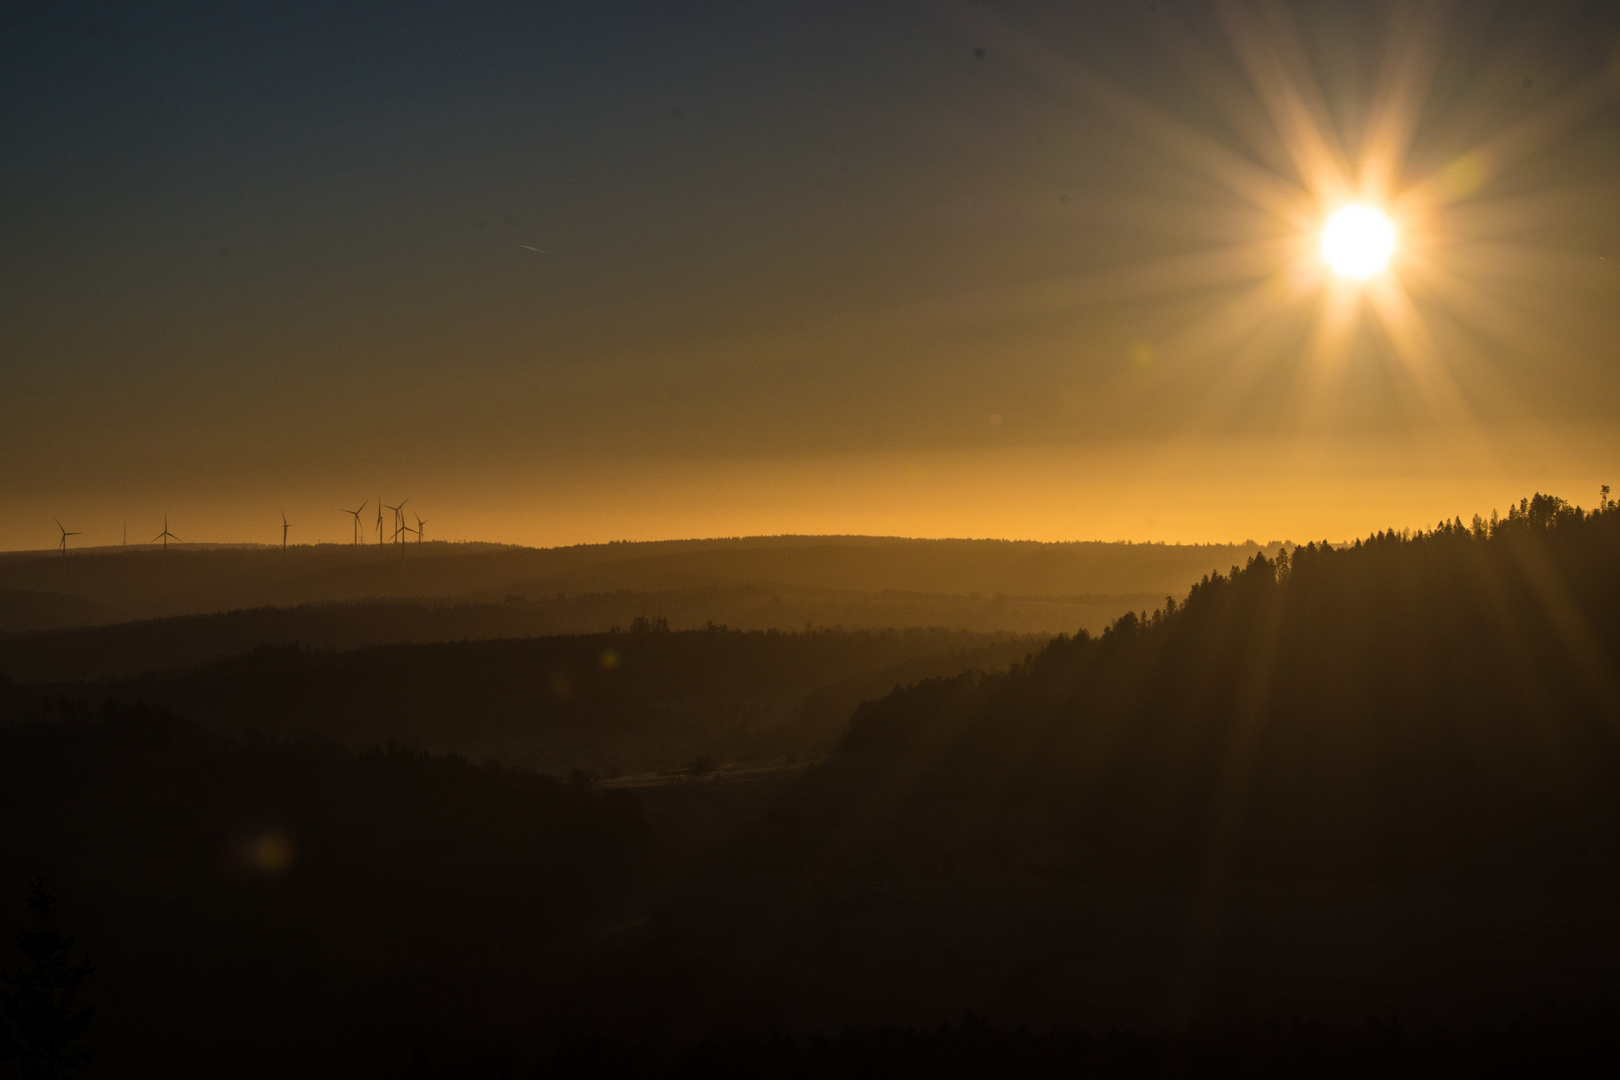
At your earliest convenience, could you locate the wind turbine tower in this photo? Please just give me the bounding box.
[54,519,81,557]
[281,510,291,551]
[343,501,366,545]
[384,499,408,545]
[153,514,180,553]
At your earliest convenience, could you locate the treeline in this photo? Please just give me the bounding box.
[0,702,647,1078]
[5,628,1037,776]
[842,493,1620,890]
[0,588,1136,683]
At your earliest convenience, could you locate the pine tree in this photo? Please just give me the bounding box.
[0,881,94,1080]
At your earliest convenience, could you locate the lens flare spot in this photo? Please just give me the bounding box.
[224,827,297,877]
[1440,152,1490,200]
[1320,204,1396,279]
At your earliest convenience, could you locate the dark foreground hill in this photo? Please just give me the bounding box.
[833,493,1620,891]
[553,494,1620,1045]
[560,494,1620,1048]
[0,534,1277,632]
[0,706,648,1079]
[4,494,1620,1077]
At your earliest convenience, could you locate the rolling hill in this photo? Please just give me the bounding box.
[0,535,1281,632]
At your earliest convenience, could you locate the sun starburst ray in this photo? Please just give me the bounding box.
[1160,274,1322,431]
[882,237,1306,338]
[1149,15,1301,172]
[1362,276,1477,430]
[1425,242,1620,295]
[1288,282,1364,430]
[1399,77,1619,214]
[1216,0,1352,199]
[1433,184,1620,241]
[958,9,1313,221]
[1400,254,1606,376]
[1356,0,1454,199]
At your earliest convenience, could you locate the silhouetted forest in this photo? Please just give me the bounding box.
[4,495,1620,1076]
[838,493,1620,890]
[6,628,1036,777]
[0,590,1126,683]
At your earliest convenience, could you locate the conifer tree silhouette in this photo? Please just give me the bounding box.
[0,881,94,1080]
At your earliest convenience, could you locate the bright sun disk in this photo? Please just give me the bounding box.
[1320,204,1396,280]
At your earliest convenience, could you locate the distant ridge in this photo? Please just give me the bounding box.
[0,587,111,632]
[0,534,1276,632]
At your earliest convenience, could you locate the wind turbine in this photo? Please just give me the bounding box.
[384,499,408,544]
[280,510,291,551]
[413,512,429,545]
[153,514,180,552]
[342,500,366,545]
[54,519,81,557]
[376,497,384,546]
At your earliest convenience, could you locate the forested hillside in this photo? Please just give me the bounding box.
[840,494,1620,889]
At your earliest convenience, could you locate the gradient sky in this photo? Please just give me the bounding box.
[5,0,1620,550]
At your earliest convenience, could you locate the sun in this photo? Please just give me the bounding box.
[973,2,1615,434]
[1320,204,1396,280]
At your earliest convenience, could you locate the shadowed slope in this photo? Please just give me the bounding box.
[842,494,1620,890]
